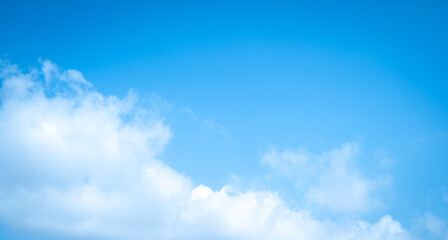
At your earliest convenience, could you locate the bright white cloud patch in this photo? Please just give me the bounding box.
[0,60,411,240]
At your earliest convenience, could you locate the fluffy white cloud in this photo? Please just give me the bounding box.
[262,143,387,213]
[0,60,411,240]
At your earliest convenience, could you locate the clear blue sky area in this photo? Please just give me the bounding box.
[0,1,447,239]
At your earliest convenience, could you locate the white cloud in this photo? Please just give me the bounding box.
[414,212,448,240]
[0,60,411,240]
[442,187,448,203]
[262,142,386,213]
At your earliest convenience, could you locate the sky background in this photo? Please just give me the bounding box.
[0,1,447,239]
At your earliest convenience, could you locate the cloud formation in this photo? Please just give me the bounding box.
[262,143,386,213]
[0,60,411,239]
[414,212,448,240]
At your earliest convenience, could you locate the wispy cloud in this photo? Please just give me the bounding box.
[262,142,388,213]
[0,60,411,240]
[442,186,448,203]
[181,107,228,137]
[414,212,448,240]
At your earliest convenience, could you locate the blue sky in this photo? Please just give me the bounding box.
[0,1,447,239]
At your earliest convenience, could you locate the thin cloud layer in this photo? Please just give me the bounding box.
[0,60,411,240]
[262,143,386,213]
[414,212,448,240]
